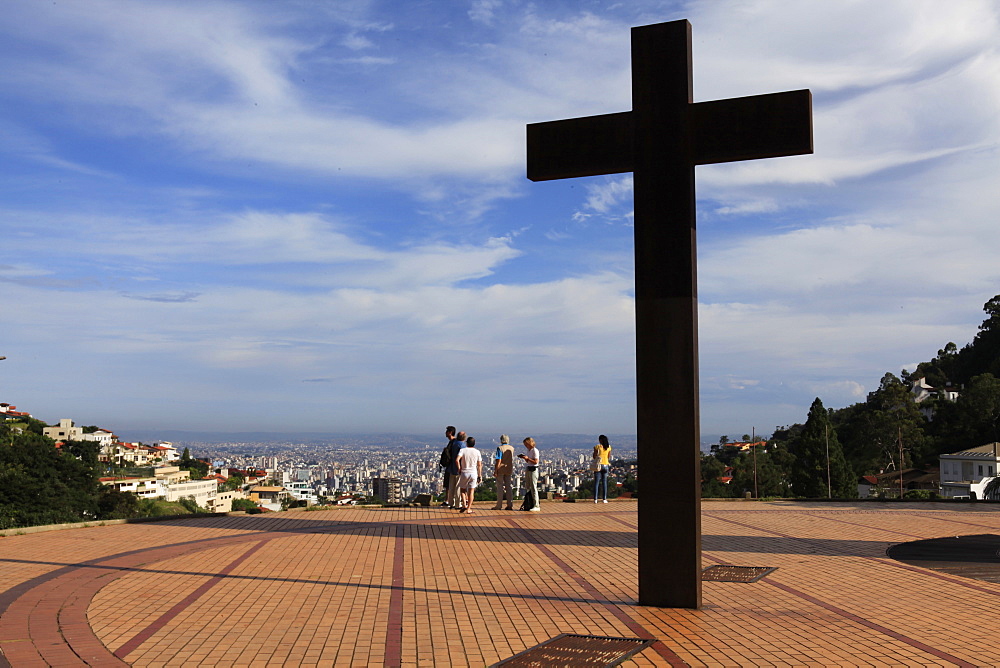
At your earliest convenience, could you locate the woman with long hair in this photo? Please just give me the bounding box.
[593,435,612,503]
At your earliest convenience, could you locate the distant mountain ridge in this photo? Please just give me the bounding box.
[120,429,645,451]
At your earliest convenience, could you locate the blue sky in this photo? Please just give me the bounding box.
[2,0,999,438]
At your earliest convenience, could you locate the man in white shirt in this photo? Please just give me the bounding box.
[456,436,483,514]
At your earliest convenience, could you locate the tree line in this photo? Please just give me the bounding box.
[0,420,216,529]
[702,295,1000,499]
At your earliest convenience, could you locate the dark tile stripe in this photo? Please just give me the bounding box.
[702,514,984,667]
[765,577,977,668]
[910,511,1000,532]
[113,539,271,659]
[383,527,405,668]
[798,510,927,539]
[504,518,689,667]
[705,511,1000,596]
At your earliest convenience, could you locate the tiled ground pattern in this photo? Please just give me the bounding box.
[0,501,998,666]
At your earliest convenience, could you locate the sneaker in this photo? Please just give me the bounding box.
[594,499,599,504]
[528,507,541,512]
[602,499,608,503]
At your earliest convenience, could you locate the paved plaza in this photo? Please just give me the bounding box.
[2,499,999,667]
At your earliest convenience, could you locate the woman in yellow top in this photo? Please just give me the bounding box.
[592,435,612,503]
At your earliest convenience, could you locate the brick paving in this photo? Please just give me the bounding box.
[1,500,999,666]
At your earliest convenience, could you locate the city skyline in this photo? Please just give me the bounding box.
[3,1,1000,436]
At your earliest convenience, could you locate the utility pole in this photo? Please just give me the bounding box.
[898,426,904,499]
[825,424,832,499]
[751,426,758,499]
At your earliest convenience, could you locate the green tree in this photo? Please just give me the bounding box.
[700,454,732,498]
[474,478,498,502]
[835,373,929,473]
[730,444,793,498]
[97,486,140,519]
[954,295,1000,381]
[789,398,855,498]
[179,448,209,478]
[0,426,102,528]
[220,474,245,492]
[576,475,596,499]
[943,373,1000,449]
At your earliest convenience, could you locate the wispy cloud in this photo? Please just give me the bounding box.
[120,291,200,303]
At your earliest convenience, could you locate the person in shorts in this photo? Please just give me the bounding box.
[456,436,482,514]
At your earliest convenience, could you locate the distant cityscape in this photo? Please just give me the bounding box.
[178,433,639,502]
[2,402,644,513]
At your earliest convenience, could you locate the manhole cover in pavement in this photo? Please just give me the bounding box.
[492,634,655,667]
[701,565,776,582]
[886,534,1000,583]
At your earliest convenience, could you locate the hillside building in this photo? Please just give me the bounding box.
[939,443,1000,499]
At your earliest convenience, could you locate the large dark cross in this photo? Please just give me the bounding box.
[527,19,812,609]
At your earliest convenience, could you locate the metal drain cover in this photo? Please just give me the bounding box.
[701,565,776,582]
[492,634,655,667]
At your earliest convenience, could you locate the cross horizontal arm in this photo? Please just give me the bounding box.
[527,111,633,181]
[691,89,812,165]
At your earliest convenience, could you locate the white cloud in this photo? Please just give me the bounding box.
[581,176,633,215]
[4,0,1000,434]
[469,0,503,25]
[342,33,374,51]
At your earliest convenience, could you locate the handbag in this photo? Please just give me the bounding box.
[589,456,601,472]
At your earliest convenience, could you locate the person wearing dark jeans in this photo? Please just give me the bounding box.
[440,426,456,507]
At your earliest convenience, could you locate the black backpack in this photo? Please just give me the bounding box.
[439,445,451,469]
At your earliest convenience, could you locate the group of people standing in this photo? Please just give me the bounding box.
[439,427,541,514]
[439,427,614,512]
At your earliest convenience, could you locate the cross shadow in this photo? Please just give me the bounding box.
[132,509,894,557]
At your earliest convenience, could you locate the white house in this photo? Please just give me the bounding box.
[152,441,180,462]
[79,429,117,446]
[939,443,1000,499]
[284,481,318,504]
[911,377,962,420]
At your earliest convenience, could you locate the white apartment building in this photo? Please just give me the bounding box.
[104,476,162,500]
[209,489,246,514]
[939,443,1000,499]
[100,466,220,510]
[78,429,117,446]
[161,478,218,509]
[285,481,318,504]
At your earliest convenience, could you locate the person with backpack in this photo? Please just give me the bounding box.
[439,426,456,507]
[446,431,467,509]
[491,434,515,510]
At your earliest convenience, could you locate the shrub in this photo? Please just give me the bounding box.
[903,489,938,500]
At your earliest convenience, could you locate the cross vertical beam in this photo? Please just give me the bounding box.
[526,19,812,609]
[631,20,701,610]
